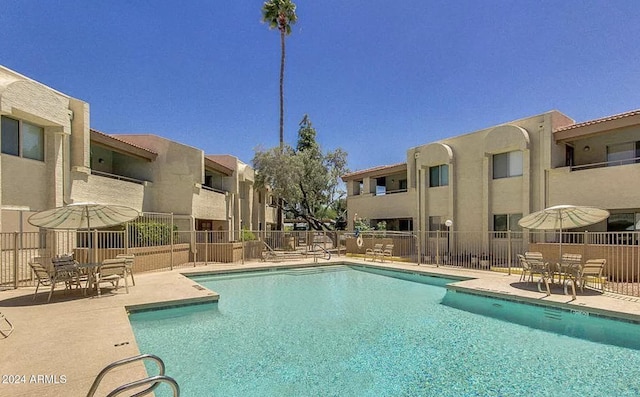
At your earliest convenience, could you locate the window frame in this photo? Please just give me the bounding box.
[1,115,45,162]
[429,164,449,187]
[493,213,523,238]
[493,151,522,179]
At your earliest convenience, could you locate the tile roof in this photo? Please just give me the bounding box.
[554,109,640,133]
[205,154,236,175]
[206,154,238,171]
[90,129,158,156]
[341,162,407,180]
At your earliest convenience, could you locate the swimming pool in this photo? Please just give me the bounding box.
[130,265,640,396]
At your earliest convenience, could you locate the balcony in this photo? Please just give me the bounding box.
[548,161,640,209]
[71,169,147,210]
[349,190,415,220]
[192,185,227,220]
[569,156,640,172]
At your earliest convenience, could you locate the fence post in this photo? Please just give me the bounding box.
[241,229,245,265]
[416,231,421,266]
[13,232,19,289]
[436,230,440,267]
[170,213,174,270]
[507,230,512,276]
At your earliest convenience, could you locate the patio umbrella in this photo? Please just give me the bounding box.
[28,202,140,262]
[28,202,139,230]
[518,204,610,258]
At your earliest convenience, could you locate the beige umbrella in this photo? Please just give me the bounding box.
[518,204,610,257]
[28,202,139,230]
[28,202,140,262]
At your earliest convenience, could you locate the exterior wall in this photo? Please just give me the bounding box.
[346,111,575,236]
[547,164,640,218]
[348,191,415,223]
[0,66,84,232]
[192,188,227,220]
[113,135,203,216]
[69,171,147,211]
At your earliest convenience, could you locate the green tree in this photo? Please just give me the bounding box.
[261,0,298,151]
[253,115,348,230]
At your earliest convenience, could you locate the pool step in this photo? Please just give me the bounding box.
[286,266,347,276]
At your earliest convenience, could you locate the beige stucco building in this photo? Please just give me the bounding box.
[343,109,640,236]
[0,65,276,235]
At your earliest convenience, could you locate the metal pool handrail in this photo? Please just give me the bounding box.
[87,353,179,397]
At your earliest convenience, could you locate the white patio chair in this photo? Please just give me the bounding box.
[95,259,129,297]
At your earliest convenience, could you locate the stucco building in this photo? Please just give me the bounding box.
[343,109,640,236]
[0,65,276,235]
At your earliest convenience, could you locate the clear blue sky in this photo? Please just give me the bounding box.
[2,1,639,172]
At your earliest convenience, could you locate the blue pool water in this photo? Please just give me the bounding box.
[130,266,640,396]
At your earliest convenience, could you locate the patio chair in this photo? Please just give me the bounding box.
[95,258,129,297]
[557,253,582,284]
[517,254,551,296]
[564,259,607,296]
[28,259,80,302]
[116,254,136,286]
[521,252,544,282]
[365,243,384,261]
[0,311,14,338]
[52,254,86,290]
[381,244,394,262]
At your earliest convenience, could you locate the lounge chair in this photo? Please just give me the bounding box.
[381,244,394,262]
[28,258,81,302]
[95,259,129,297]
[0,311,13,338]
[116,254,136,286]
[365,243,383,261]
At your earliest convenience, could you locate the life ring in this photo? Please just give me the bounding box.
[356,235,363,248]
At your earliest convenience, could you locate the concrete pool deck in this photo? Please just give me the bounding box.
[2,257,640,396]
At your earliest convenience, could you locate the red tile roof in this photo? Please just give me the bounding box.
[554,109,640,133]
[205,154,236,175]
[206,154,237,171]
[90,129,158,155]
[342,162,407,180]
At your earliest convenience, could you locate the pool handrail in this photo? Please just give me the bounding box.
[86,353,178,397]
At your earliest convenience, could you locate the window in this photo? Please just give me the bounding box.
[493,151,522,179]
[376,177,386,195]
[607,213,639,231]
[1,116,44,161]
[429,216,446,231]
[429,164,449,187]
[607,212,639,245]
[399,179,407,190]
[607,141,640,166]
[493,213,522,237]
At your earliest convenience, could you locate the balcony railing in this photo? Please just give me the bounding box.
[570,156,640,171]
[91,169,147,185]
[374,188,408,196]
[201,184,226,194]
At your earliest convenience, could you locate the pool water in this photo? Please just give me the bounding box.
[130,266,640,396]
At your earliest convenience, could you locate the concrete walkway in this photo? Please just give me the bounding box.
[1,258,640,396]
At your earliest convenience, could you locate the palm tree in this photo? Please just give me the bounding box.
[261,0,298,151]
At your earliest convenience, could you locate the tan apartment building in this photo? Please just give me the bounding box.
[0,65,271,235]
[343,109,640,237]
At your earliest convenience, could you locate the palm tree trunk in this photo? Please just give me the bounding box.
[279,29,285,152]
[277,28,286,230]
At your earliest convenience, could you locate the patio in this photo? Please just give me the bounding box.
[2,258,640,396]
